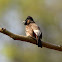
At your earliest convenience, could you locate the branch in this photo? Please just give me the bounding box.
[0,28,62,51]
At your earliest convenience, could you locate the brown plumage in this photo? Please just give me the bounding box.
[23,16,42,47]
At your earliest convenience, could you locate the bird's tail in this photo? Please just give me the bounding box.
[37,37,42,48]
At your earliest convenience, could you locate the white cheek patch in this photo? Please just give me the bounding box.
[34,30,41,36]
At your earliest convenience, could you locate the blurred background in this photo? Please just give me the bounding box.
[0,0,62,62]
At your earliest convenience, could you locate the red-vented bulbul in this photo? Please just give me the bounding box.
[23,16,42,48]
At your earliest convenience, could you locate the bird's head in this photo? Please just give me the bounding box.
[23,16,35,25]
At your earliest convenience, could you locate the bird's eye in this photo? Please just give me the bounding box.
[25,19,28,21]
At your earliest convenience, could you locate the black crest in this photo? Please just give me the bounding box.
[24,16,35,25]
[26,16,34,21]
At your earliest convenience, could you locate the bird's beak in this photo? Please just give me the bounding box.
[23,20,27,25]
[23,21,25,23]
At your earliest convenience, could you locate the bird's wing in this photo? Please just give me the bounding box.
[30,23,41,36]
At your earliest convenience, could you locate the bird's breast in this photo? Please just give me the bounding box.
[25,26,33,37]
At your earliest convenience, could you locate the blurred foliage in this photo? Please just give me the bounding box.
[0,0,10,16]
[0,0,62,62]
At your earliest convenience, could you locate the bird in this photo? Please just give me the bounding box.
[23,16,42,48]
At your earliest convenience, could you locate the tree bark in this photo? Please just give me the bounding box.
[0,28,62,51]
